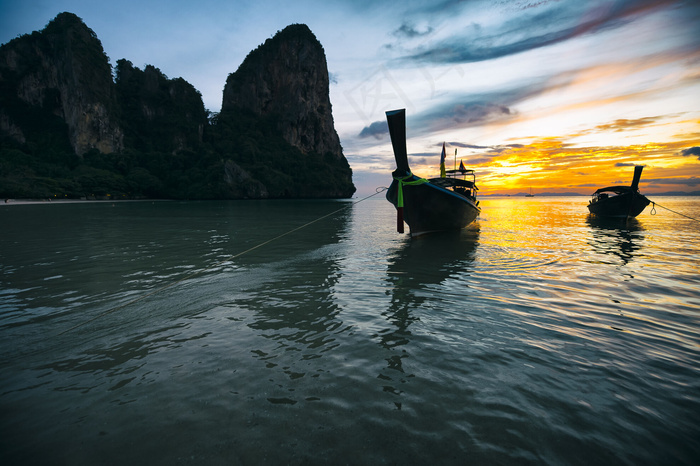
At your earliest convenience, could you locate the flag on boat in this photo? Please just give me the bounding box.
[459,160,467,173]
[440,142,446,178]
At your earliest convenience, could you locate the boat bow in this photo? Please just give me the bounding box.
[385,109,481,236]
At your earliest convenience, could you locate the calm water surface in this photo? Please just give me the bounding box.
[1,197,699,465]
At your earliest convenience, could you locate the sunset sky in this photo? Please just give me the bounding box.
[2,0,699,196]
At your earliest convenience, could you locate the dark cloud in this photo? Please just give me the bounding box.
[408,0,472,17]
[411,156,433,166]
[408,100,515,135]
[404,33,553,64]
[355,86,528,144]
[450,103,511,124]
[358,120,388,139]
[398,0,677,65]
[437,142,509,166]
[410,76,567,135]
[615,162,644,167]
[485,147,510,155]
[408,86,544,134]
[450,142,490,149]
[393,23,434,39]
[645,177,700,186]
[680,146,700,160]
[466,156,497,165]
[350,66,572,149]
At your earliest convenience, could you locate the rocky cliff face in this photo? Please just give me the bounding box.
[0,12,123,155]
[222,24,344,162]
[115,60,207,153]
[0,14,355,199]
[0,12,208,157]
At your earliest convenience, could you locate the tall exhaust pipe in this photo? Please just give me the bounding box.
[386,109,409,173]
[630,165,644,191]
[386,109,409,233]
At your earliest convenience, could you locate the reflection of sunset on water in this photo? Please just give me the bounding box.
[471,198,581,271]
[2,197,699,464]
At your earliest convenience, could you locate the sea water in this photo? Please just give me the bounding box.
[1,197,698,465]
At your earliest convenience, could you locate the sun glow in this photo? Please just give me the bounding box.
[402,132,700,195]
[394,132,699,195]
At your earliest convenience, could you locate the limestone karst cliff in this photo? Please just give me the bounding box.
[218,24,354,198]
[0,12,123,155]
[0,13,355,199]
[114,59,208,154]
[223,24,342,161]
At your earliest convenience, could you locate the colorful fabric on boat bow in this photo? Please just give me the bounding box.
[393,173,429,233]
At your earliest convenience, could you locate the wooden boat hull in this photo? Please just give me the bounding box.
[384,108,480,236]
[587,192,650,218]
[387,176,480,236]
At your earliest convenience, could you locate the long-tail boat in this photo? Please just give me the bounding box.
[385,109,480,236]
[587,165,650,218]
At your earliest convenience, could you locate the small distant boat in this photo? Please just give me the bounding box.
[526,188,534,197]
[385,109,481,236]
[587,165,650,218]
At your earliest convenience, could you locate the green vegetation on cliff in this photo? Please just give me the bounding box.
[0,13,355,200]
[210,109,353,198]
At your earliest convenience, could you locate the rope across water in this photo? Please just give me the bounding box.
[56,192,698,334]
[649,200,700,222]
[58,190,387,335]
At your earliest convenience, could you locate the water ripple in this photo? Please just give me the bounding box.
[1,198,699,464]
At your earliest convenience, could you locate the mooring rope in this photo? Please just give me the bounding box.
[58,188,388,335]
[649,201,700,222]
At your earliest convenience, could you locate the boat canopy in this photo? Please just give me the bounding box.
[430,177,478,191]
[593,166,645,195]
[445,169,475,175]
[593,186,636,195]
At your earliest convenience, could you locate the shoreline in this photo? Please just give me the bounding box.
[1,198,170,206]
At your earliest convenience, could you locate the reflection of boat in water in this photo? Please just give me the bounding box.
[385,109,480,236]
[586,215,644,265]
[379,229,479,374]
[387,228,480,285]
[587,165,650,218]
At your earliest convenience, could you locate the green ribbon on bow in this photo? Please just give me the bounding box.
[394,173,429,207]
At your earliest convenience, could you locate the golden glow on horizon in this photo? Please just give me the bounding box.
[350,46,700,196]
[404,132,699,194]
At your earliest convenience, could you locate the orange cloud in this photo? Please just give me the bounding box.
[411,135,700,195]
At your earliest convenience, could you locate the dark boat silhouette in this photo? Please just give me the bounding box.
[587,165,650,218]
[385,109,481,236]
